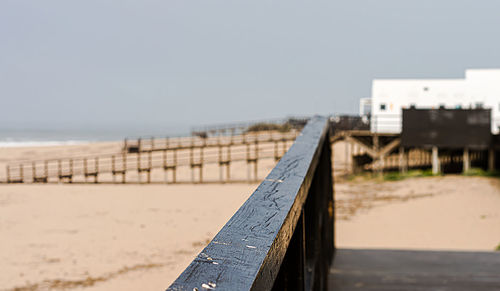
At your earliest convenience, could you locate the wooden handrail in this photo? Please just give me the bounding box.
[167,116,334,290]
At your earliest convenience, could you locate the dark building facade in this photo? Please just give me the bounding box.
[401,108,492,149]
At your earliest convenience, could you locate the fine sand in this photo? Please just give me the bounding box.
[0,184,256,291]
[336,175,500,251]
[1,141,500,290]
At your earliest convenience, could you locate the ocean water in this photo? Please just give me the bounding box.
[0,126,191,148]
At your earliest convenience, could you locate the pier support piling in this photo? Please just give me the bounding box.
[399,146,408,174]
[488,148,495,172]
[463,147,470,173]
[432,146,440,175]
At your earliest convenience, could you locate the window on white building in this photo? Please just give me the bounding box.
[380,103,386,111]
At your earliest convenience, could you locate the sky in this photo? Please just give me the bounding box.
[1,0,500,133]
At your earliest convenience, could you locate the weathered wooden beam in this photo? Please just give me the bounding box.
[344,136,377,158]
[377,138,401,158]
[166,116,333,291]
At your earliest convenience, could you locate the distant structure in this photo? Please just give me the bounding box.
[363,69,500,134]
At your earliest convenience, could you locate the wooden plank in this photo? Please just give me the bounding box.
[167,116,330,291]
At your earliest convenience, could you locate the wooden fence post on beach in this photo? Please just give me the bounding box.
[190,140,194,183]
[20,164,24,183]
[122,153,127,183]
[218,141,231,183]
[112,155,116,183]
[57,160,62,183]
[69,159,73,183]
[44,161,48,183]
[173,148,177,183]
[94,157,99,183]
[32,161,36,183]
[254,139,259,182]
[274,140,280,161]
[199,140,204,183]
[246,139,251,182]
[137,152,141,183]
[226,145,231,182]
[218,139,223,182]
[147,151,152,183]
[282,137,287,158]
[83,158,88,183]
[163,149,168,183]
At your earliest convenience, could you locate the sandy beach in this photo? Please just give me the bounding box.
[0,184,256,291]
[336,175,500,251]
[1,142,500,290]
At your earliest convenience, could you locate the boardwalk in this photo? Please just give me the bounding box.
[330,249,500,290]
[3,131,298,184]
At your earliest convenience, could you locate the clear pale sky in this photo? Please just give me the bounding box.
[1,0,500,132]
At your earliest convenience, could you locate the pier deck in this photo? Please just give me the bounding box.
[330,248,500,290]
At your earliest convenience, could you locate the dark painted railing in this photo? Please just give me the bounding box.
[166,116,334,291]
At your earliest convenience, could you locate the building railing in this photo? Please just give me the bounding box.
[166,116,334,291]
[370,114,402,133]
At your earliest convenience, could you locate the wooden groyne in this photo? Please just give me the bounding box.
[4,131,299,184]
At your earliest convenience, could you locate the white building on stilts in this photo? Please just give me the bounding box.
[364,69,500,134]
